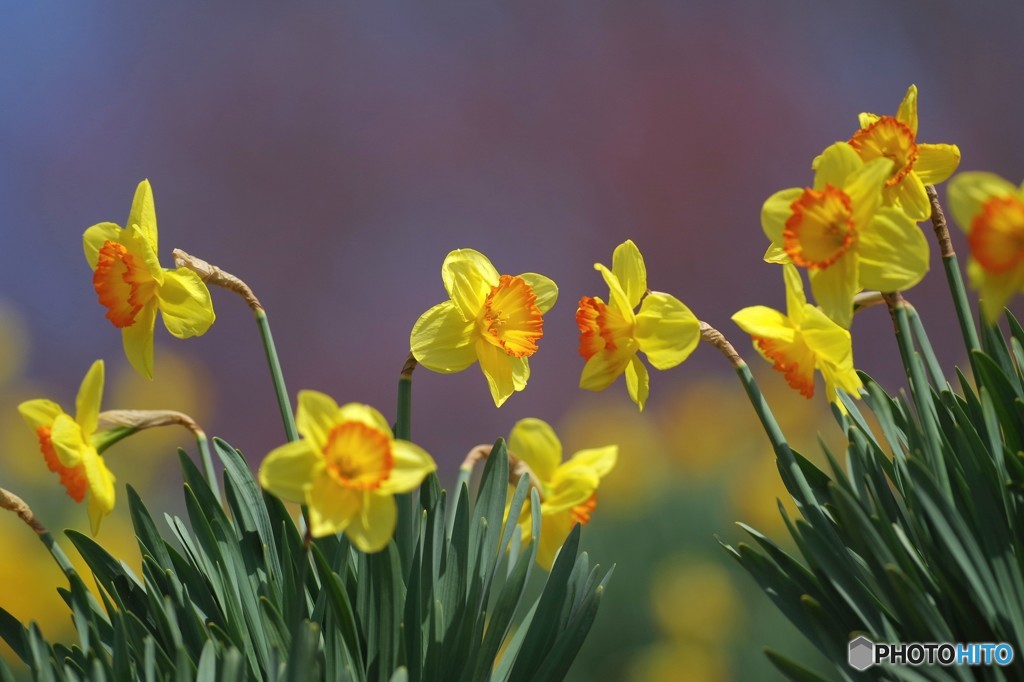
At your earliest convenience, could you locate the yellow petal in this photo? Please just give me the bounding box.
[123,224,164,284]
[545,468,599,513]
[75,360,104,437]
[535,509,574,571]
[634,293,700,370]
[800,306,855,370]
[307,473,360,537]
[564,445,617,479]
[813,142,864,190]
[857,207,929,293]
[158,268,215,339]
[808,254,859,329]
[50,413,87,468]
[296,390,340,450]
[762,188,803,247]
[625,355,650,412]
[782,264,807,324]
[476,338,519,407]
[594,264,635,319]
[410,301,476,373]
[763,242,791,265]
[731,306,797,343]
[442,249,499,319]
[127,179,159,254]
[18,399,63,431]
[509,418,562,483]
[518,273,558,314]
[579,344,634,392]
[82,450,116,536]
[122,299,158,379]
[346,492,397,553]
[336,403,392,434]
[947,172,1018,233]
[914,144,960,185]
[892,172,931,221]
[858,112,880,129]
[896,85,918,135]
[844,157,893,229]
[968,260,1024,324]
[258,440,322,503]
[379,440,436,494]
[612,240,647,310]
[83,223,123,270]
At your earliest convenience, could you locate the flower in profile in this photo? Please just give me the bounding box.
[410,249,557,407]
[847,84,961,221]
[258,391,436,551]
[83,180,215,380]
[947,172,1024,322]
[762,142,930,328]
[732,265,862,406]
[507,418,616,570]
[17,360,117,535]
[576,240,699,411]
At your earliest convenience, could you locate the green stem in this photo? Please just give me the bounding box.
[927,185,981,356]
[256,308,298,442]
[394,354,417,578]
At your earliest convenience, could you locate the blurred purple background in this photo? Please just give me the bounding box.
[3,1,1024,471]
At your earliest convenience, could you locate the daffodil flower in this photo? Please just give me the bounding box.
[576,240,700,411]
[410,249,557,407]
[763,142,930,328]
[507,418,616,570]
[847,85,961,221]
[947,172,1024,322]
[83,180,215,379]
[258,392,436,552]
[17,360,116,535]
[732,265,862,406]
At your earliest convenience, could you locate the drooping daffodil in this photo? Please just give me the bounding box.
[84,180,215,379]
[507,418,617,570]
[947,172,1024,322]
[732,265,862,406]
[258,391,436,552]
[410,249,557,407]
[576,240,700,411]
[762,142,930,328]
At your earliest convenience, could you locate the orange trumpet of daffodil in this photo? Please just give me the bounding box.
[410,249,557,407]
[763,142,930,328]
[576,240,700,411]
[83,180,215,379]
[258,391,436,552]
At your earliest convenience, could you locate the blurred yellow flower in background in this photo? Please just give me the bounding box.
[83,180,215,379]
[947,172,1024,322]
[410,249,557,407]
[576,240,700,411]
[650,556,741,646]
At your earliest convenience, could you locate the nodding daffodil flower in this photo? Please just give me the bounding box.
[947,172,1024,322]
[846,85,961,221]
[258,392,436,552]
[576,240,700,411]
[410,249,557,407]
[17,360,117,535]
[83,180,215,380]
[732,265,862,406]
[507,418,617,570]
[762,142,930,328]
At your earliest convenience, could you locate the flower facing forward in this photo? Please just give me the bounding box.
[84,180,215,379]
[17,360,117,534]
[732,265,862,406]
[507,418,616,570]
[410,249,557,407]
[258,392,436,551]
[947,172,1024,322]
[762,142,930,328]
[847,85,961,221]
[576,240,700,411]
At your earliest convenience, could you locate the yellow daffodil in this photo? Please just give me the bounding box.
[947,172,1024,322]
[847,85,961,221]
[507,418,616,570]
[17,360,116,535]
[410,249,557,407]
[732,265,862,406]
[258,391,436,551]
[83,180,215,380]
[576,240,699,411]
[762,142,930,328]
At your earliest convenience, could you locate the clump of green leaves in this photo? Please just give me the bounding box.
[0,438,611,681]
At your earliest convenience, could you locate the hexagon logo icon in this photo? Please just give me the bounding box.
[848,636,875,671]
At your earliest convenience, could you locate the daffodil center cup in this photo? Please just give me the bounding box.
[35,426,88,502]
[479,274,544,358]
[571,493,598,526]
[849,116,919,187]
[970,196,1024,273]
[784,185,856,269]
[93,241,154,328]
[322,422,394,490]
[576,297,633,359]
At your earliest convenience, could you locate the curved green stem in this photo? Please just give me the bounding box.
[927,185,981,356]
[394,354,417,577]
[256,309,298,443]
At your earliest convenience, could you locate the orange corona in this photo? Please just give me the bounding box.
[849,116,919,187]
[323,422,394,491]
[92,241,150,327]
[969,196,1024,273]
[36,425,88,502]
[576,296,632,360]
[571,493,598,526]
[753,337,815,398]
[480,274,544,358]
[783,185,856,269]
